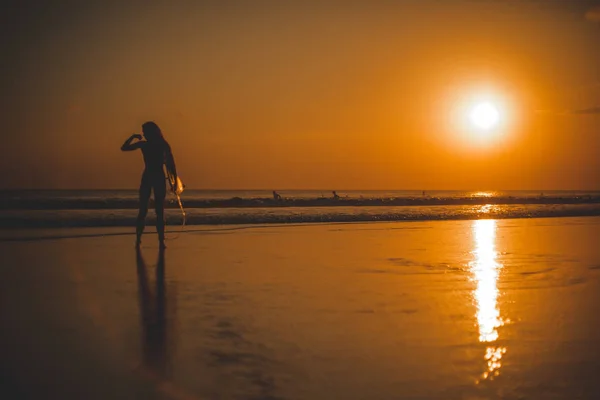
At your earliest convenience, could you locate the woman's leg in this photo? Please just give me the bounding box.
[154,177,167,248]
[136,176,152,245]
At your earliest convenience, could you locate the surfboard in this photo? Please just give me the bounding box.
[166,170,186,227]
[170,175,185,196]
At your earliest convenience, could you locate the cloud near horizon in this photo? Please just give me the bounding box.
[572,106,600,114]
[534,106,600,115]
[586,5,600,22]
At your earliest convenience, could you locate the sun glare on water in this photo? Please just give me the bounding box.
[470,219,507,381]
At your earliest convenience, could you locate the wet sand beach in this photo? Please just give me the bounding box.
[2,217,600,399]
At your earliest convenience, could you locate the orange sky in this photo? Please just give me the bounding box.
[2,0,599,190]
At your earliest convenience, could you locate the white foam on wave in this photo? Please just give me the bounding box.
[1,204,600,228]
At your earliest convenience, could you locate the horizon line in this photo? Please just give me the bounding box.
[2,188,599,192]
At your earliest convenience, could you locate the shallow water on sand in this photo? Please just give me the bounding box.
[1,217,600,399]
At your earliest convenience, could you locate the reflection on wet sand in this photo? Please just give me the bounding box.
[470,219,506,381]
[136,248,174,380]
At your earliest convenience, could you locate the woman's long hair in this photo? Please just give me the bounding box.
[142,121,166,145]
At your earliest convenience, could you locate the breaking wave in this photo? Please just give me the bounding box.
[2,204,600,228]
[2,193,599,210]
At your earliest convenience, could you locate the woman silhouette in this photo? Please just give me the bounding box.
[121,121,178,248]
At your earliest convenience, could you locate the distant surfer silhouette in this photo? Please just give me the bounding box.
[273,191,282,201]
[332,191,340,200]
[121,121,179,249]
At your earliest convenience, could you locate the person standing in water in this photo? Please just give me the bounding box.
[121,121,178,249]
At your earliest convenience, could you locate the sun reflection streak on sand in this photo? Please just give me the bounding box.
[470,219,507,382]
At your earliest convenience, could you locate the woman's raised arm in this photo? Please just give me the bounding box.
[121,134,144,151]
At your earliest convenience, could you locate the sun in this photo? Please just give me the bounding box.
[470,102,500,130]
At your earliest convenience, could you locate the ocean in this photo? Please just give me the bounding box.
[1,189,599,228]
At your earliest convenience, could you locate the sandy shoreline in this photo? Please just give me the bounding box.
[2,217,600,399]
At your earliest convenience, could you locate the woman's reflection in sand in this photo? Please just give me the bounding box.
[136,248,175,380]
[470,219,507,382]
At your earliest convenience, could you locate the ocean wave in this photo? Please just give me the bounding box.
[1,194,599,210]
[1,204,599,228]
